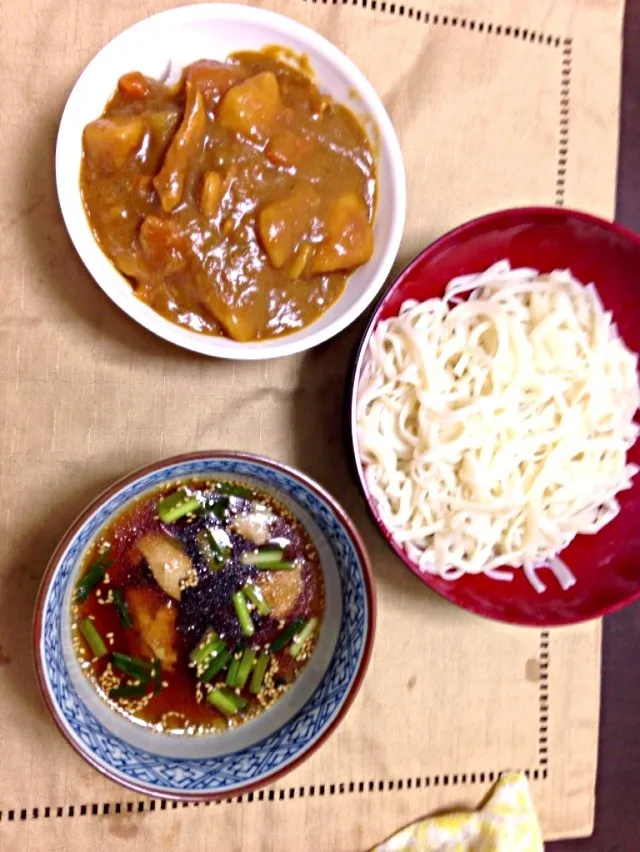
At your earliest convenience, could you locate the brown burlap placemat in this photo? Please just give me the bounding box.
[0,0,623,847]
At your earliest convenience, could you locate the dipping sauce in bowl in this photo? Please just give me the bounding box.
[34,451,375,799]
[80,49,376,342]
[72,477,324,734]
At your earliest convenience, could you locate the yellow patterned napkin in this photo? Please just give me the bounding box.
[370,773,543,851]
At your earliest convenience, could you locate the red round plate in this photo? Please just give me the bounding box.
[350,207,640,626]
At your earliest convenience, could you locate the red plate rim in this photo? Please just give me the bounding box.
[349,205,640,626]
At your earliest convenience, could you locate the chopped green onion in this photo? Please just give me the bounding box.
[112,588,133,628]
[112,652,154,681]
[256,561,296,571]
[201,640,226,670]
[226,656,241,688]
[270,618,306,653]
[75,549,111,603]
[109,682,148,700]
[157,489,201,523]
[112,652,154,670]
[212,499,229,519]
[78,619,107,658]
[196,529,230,571]
[235,648,256,690]
[75,564,106,602]
[217,482,254,500]
[241,548,284,567]
[190,630,222,667]
[249,652,270,694]
[202,494,230,519]
[206,688,248,716]
[242,583,271,616]
[153,660,162,695]
[201,647,232,683]
[232,590,255,637]
[289,617,319,658]
[196,529,219,571]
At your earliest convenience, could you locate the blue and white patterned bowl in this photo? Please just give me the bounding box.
[34,452,375,800]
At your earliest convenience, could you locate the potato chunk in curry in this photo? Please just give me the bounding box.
[83,116,145,171]
[218,71,281,141]
[80,49,376,342]
[310,193,374,273]
[258,183,319,269]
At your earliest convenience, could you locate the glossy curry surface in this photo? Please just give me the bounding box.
[80,50,377,341]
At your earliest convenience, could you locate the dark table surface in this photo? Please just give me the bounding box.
[548,4,640,849]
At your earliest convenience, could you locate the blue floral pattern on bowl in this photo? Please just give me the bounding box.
[38,456,372,797]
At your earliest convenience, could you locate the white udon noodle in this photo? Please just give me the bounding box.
[356,261,640,589]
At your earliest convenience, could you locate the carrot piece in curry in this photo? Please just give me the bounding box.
[265,129,316,168]
[118,71,151,99]
[186,59,248,111]
[139,216,187,275]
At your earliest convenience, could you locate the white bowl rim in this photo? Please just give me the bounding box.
[56,3,407,360]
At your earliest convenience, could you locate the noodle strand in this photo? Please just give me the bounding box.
[356,262,640,588]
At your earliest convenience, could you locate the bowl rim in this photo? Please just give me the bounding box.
[33,450,377,800]
[349,204,640,627]
[55,2,407,361]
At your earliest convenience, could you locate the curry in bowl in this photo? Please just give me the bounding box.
[72,477,324,733]
[80,49,377,342]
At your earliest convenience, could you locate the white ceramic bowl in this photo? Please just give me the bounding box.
[56,4,406,360]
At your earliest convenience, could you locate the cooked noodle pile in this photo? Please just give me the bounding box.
[356,261,640,587]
